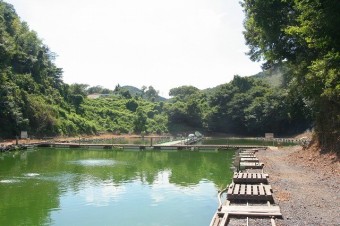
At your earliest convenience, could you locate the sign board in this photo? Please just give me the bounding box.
[265,133,274,139]
[21,131,28,139]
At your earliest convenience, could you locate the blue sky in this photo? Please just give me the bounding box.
[6,0,262,97]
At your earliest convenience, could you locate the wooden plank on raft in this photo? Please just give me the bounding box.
[239,152,255,155]
[238,155,255,158]
[239,153,254,156]
[210,213,222,226]
[241,157,258,160]
[246,184,252,195]
[238,156,255,159]
[253,185,259,195]
[240,162,264,169]
[221,205,282,217]
[227,184,273,201]
[240,184,246,195]
[233,173,268,184]
[227,183,235,199]
[227,184,234,195]
[239,153,255,156]
[234,184,240,195]
[264,185,272,196]
[240,157,259,162]
[259,184,265,196]
[219,213,229,226]
[240,149,255,152]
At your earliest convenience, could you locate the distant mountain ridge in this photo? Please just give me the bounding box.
[121,85,167,101]
[119,67,284,100]
[121,86,143,96]
[202,68,285,95]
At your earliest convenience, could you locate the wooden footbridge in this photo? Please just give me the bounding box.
[210,149,282,226]
[33,142,267,151]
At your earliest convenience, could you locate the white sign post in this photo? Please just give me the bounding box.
[21,131,28,139]
[265,133,274,139]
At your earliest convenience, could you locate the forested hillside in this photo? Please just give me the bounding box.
[0,1,91,137]
[241,0,340,152]
[0,1,168,137]
[167,75,311,136]
[0,1,313,139]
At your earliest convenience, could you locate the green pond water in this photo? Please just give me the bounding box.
[0,148,235,226]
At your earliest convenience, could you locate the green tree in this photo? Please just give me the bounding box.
[144,86,159,102]
[242,0,340,151]
[126,99,139,112]
[87,85,104,94]
[119,89,132,99]
[69,83,89,97]
[169,86,199,99]
[133,108,147,133]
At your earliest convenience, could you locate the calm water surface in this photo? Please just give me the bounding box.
[0,148,234,226]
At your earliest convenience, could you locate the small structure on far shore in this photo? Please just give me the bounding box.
[185,131,204,145]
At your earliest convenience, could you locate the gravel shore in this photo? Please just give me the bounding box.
[256,146,339,226]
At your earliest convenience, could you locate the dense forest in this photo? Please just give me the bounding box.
[241,0,339,152]
[1,1,338,152]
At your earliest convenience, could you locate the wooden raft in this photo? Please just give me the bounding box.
[239,149,257,153]
[209,148,282,226]
[233,173,268,184]
[240,162,264,169]
[210,202,282,226]
[227,183,273,201]
[238,151,255,155]
[238,154,256,158]
[238,153,256,157]
[240,157,259,162]
[221,204,281,216]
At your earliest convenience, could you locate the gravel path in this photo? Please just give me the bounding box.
[256,146,339,226]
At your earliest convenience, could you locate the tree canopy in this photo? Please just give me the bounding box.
[241,0,340,152]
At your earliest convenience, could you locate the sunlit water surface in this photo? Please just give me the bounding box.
[0,148,234,226]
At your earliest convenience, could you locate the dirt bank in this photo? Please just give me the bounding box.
[0,133,169,145]
[256,146,339,225]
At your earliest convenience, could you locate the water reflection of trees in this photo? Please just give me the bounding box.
[0,148,234,225]
[0,151,60,226]
[1,149,235,187]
